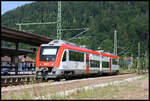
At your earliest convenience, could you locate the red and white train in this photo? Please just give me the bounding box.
[36,40,120,80]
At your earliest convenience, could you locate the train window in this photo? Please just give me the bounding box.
[42,48,57,55]
[112,59,117,65]
[62,51,66,61]
[90,60,100,68]
[69,50,84,62]
[102,61,109,68]
[40,46,60,61]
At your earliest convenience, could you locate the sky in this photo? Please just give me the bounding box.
[1,1,33,15]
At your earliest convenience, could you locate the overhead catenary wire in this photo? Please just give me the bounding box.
[62,28,89,31]
[16,22,57,31]
[67,28,89,41]
[16,22,57,26]
[15,1,89,41]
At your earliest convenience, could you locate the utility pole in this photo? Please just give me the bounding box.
[131,54,133,71]
[137,42,140,73]
[57,1,62,40]
[144,51,147,72]
[56,1,89,41]
[114,29,117,55]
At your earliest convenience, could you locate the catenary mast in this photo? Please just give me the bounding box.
[57,1,62,40]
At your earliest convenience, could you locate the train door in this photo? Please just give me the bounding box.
[86,54,90,74]
[109,58,111,72]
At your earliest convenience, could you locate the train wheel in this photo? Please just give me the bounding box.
[65,72,73,80]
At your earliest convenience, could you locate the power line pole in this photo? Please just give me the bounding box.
[56,2,89,41]
[131,54,133,70]
[137,42,140,73]
[114,29,117,55]
[57,1,62,40]
[144,51,147,72]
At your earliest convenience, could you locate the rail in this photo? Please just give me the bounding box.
[2,72,148,88]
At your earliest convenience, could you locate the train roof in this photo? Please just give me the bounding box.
[42,40,120,59]
[42,40,87,48]
[62,44,120,59]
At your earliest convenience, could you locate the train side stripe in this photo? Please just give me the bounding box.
[62,44,120,59]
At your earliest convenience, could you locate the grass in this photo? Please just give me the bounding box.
[143,73,149,78]
[52,83,133,99]
[119,68,138,74]
[50,73,149,100]
[55,74,148,100]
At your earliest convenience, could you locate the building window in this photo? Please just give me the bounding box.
[69,50,84,62]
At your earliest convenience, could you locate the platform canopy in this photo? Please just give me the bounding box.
[1,26,54,74]
[1,46,35,57]
[1,26,53,46]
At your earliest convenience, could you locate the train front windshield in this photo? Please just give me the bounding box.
[40,46,60,61]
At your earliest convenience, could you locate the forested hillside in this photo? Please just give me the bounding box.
[1,1,149,57]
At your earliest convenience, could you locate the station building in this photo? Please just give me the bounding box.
[1,55,35,71]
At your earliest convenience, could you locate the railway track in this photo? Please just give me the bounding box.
[1,80,49,87]
[1,72,147,88]
[1,75,37,87]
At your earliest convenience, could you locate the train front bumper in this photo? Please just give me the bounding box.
[36,72,63,79]
[36,67,64,79]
